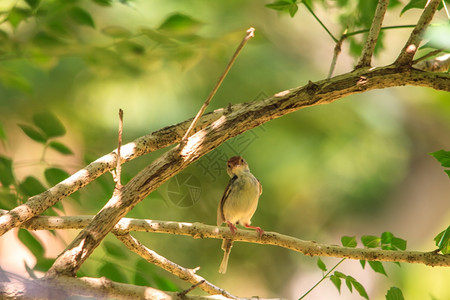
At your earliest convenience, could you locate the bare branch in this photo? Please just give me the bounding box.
[355,0,390,69]
[0,276,236,300]
[180,27,255,144]
[9,212,448,267]
[328,35,345,78]
[414,53,450,72]
[21,67,450,277]
[395,0,441,67]
[115,233,239,299]
[111,109,124,190]
[0,107,224,237]
[0,64,448,239]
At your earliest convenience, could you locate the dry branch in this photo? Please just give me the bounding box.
[0,276,238,300]
[4,65,438,278]
[355,0,389,68]
[115,233,239,299]
[395,0,441,66]
[7,212,448,267]
[0,64,448,240]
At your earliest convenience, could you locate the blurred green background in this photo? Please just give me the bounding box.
[0,0,449,299]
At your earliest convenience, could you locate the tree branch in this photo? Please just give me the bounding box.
[115,233,239,299]
[355,0,389,69]
[8,212,448,267]
[0,65,448,239]
[180,27,255,144]
[18,66,448,277]
[395,0,441,67]
[0,276,237,300]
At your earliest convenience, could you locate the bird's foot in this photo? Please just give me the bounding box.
[244,224,264,238]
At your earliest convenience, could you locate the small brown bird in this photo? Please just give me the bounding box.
[217,156,263,273]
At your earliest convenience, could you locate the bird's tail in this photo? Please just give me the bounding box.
[219,239,233,274]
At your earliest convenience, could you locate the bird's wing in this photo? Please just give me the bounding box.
[217,175,237,226]
[257,178,262,196]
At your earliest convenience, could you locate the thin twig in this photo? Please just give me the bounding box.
[328,35,345,78]
[299,258,346,300]
[113,109,124,190]
[395,0,441,67]
[180,27,255,145]
[355,0,389,69]
[115,233,239,299]
[302,1,338,43]
[177,280,205,297]
[412,49,443,63]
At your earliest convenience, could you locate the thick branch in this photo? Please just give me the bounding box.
[395,0,441,66]
[0,276,233,300]
[0,66,448,239]
[29,67,450,277]
[355,0,389,68]
[0,107,224,237]
[115,233,238,299]
[10,212,449,267]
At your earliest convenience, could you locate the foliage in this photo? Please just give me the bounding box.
[0,0,449,299]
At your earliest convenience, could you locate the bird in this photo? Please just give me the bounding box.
[217,156,263,274]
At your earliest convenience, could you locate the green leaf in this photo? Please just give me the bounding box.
[34,257,55,272]
[361,235,380,248]
[134,259,153,286]
[33,31,65,47]
[368,261,387,276]
[317,257,327,271]
[401,0,427,16]
[140,28,178,47]
[430,150,450,167]
[152,274,178,292]
[102,26,132,38]
[48,141,73,155]
[334,271,347,278]
[8,7,32,28]
[103,241,128,259]
[266,0,299,17]
[44,168,69,187]
[0,190,17,209]
[345,276,353,292]
[92,0,112,6]
[330,274,341,293]
[430,150,450,178]
[341,236,357,248]
[25,0,40,9]
[159,13,203,35]
[351,277,369,300]
[19,176,46,197]
[392,237,407,251]
[18,229,45,259]
[33,111,66,138]
[69,6,96,28]
[0,122,6,142]
[24,261,37,279]
[381,232,393,244]
[0,155,15,187]
[434,225,450,254]
[18,124,47,143]
[115,41,145,55]
[98,263,128,283]
[360,259,366,269]
[386,286,405,300]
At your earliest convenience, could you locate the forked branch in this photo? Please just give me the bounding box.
[395,0,441,66]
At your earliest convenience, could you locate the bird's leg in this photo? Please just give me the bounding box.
[227,221,237,235]
[244,224,264,238]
